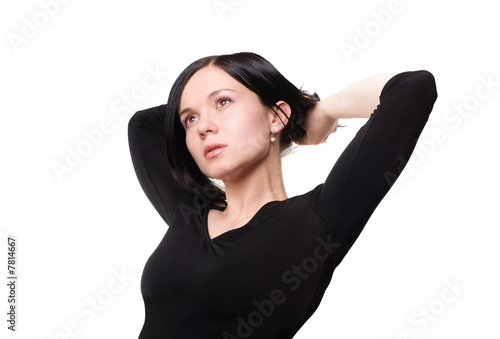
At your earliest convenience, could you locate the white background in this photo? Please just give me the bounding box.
[1,0,499,338]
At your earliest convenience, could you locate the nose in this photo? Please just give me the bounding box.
[196,112,219,138]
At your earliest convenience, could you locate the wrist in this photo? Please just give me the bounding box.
[318,92,342,121]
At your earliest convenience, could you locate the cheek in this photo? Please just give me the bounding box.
[235,131,268,157]
[226,110,270,154]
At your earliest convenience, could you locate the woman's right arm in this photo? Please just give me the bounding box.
[128,105,193,226]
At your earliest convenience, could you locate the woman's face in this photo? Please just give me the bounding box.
[178,65,281,181]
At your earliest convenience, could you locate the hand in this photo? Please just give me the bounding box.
[295,100,339,146]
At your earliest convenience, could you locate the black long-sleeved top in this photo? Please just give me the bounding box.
[127,71,438,338]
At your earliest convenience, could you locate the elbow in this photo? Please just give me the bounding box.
[411,70,438,107]
[128,109,145,130]
[127,111,145,143]
[384,70,438,115]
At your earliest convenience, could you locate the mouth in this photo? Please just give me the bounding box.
[204,144,227,159]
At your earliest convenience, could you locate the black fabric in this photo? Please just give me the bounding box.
[127,71,438,339]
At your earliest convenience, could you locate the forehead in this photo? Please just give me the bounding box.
[179,66,243,107]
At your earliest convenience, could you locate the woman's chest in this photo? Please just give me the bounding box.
[142,205,334,311]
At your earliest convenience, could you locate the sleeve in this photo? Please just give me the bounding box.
[127,104,194,226]
[310,70,438,259]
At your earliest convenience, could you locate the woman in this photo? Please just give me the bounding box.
[128,52,438,338]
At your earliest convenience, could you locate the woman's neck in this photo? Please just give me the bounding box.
[221,155,288,220]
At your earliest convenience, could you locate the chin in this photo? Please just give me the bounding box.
[203,169,233,182]
[200,163,243,182]
[197,153,260,182]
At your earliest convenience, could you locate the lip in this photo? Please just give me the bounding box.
[204,143,227,159]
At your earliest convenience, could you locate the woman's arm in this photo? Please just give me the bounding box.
[298,73,397,145]
[321,73,398,120]
[307,71,438,264]
[128,105,194,226]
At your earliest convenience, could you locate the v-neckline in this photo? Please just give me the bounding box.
[203,199,292,242]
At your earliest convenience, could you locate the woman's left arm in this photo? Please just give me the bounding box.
[298,73,398,145]
[305,70,438,263]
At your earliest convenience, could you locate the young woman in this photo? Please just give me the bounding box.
[128,52,438,338]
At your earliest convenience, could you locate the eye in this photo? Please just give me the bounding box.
[215,96,232,108]
[181,114,197,128]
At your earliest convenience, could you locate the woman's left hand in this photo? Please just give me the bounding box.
[295,99,339,145]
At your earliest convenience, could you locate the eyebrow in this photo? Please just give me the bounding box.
[178,88,235,116]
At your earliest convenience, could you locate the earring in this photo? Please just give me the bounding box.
[270,133,276,143]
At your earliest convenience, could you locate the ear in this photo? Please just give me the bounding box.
[268,100,291,134]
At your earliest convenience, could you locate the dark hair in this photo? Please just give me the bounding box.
[165,52,320,204]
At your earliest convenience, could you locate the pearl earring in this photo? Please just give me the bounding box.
[270,134,276,143]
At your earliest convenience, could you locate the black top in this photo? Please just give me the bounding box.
[127,71,437,339]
